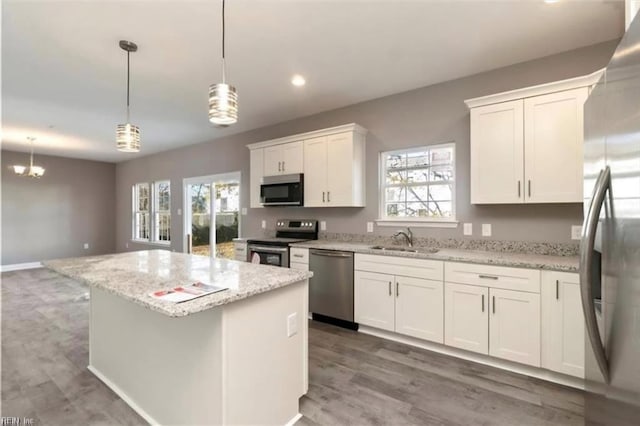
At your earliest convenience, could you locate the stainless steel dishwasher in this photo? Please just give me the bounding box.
[309,249,355,328]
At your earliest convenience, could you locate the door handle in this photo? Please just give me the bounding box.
[388,281,392,296]
[396,282,399,297]
[492,295,496,314]
[556,279,559,300]
[322,191,325,202]
[482,294,485,312]
[580,166,611,383]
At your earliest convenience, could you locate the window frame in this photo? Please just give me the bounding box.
[131,180,172,245]
[377,143,458,228]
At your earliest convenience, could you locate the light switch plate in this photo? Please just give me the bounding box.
[241,207,247,215]
[463,223,473,236]
[287,313,298,337]
[320,221,327,231]
[261,220,266,229]
[83,243,89,249]
[367,222,374,233]
[571,225,582,240]
[482,224,492,237]
[177,208,182,216]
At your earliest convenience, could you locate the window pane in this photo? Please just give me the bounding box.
[429,201,452,218]
[406,186,429,203]
[431,146,453,165]
[385,187,405,203]
[429,165,453,182]
[386,167,406,185]
[405,202,431,217]
[407,168,429,183]
[386,203,401,217]
[386,153,406,170]
[429,184,452,201]
[406,150,429,168]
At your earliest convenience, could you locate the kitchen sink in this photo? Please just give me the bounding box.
[370,246,439,254]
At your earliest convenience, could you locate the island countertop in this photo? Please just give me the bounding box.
[44,250,313,318]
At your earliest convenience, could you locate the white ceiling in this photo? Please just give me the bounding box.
[2,0,624,163]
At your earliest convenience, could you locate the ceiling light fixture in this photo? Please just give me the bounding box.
[209,0,238,126]
[291,74,306,87]
[116,40,141,152]
[544,0,559,3]
[13,137,45,178]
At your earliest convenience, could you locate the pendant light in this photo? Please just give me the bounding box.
[209,0,238,126]
[13,137,45,178]
[116,40,141,152]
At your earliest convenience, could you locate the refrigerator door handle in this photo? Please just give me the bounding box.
[579,166,611,383]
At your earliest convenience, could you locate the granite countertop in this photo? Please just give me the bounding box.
[291,241,579,272]
[44,250,312,318]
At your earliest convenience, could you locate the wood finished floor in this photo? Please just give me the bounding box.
[2,268,592,425]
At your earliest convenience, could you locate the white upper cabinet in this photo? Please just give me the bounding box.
[264,141,303,176]
[465,71,601,204]
[247,124,367,208]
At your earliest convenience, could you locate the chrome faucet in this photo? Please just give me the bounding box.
[393,227,413,247]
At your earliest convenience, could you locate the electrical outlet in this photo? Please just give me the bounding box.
[463,223,473,236]
[482,224,492,237]
[287,313,298,337]
[320,221,327,231]
[367,222,374,233]
[261,220,266,229]
[241,207,247,215]
[83,243,89,250]
[125,243,129,249]
[177,208,182,216]
[571,225,582,240]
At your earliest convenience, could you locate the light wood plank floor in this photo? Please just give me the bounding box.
[0,268,600,425]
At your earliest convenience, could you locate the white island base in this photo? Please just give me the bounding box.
[88,280,308,426]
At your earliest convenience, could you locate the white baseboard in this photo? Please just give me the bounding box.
[88,365,159,425]
[1,262,43,272]
[284,413,303,426]
[358,325,586,390]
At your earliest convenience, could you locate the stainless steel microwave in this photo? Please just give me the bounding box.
[260,173,304,206]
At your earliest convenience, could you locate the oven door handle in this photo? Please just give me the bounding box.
[249,245,289,253]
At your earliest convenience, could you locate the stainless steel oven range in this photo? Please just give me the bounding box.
[246,219,318,268]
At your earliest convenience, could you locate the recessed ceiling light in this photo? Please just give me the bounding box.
[544,0,559,3]
[291,74,306,87]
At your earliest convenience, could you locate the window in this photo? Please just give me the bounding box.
[153,181,171,243]
[379,143,456,224]
[133,183,150,240]
[132,180,171,243]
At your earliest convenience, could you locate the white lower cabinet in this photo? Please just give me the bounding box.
[444,283,489,354]
[395,276,444,342]
[489,288,540,367]
[541,271,585,378]
[233,241,247,262]
[355,271,395,332]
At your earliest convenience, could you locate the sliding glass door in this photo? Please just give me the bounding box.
[184,172,240,259]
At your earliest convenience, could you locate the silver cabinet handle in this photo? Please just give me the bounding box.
[556,279,559,300]
[479,274,498,280]
[293,254,304,258]
[388,281,392,296]
[580,166,611,383]
[528,180,532,197]
[492,295,496,314]
[396,282,399,297]
[282,161,285,172]
[322,191,325,202]
[327,191,331,203]
[278,161,282,172]
[518,181,521,198]
[482,294,485,312]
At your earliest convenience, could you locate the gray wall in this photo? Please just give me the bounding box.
[116,39,619,253]
[2,151,116,265]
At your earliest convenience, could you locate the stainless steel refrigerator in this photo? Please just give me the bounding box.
[581,13,640,425]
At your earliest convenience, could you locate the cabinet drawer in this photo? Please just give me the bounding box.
[290,248,309,264]
[355,254,443,281]
[289,262,308,272]
[444,262,540,293]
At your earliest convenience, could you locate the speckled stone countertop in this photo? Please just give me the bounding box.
[44,250,312,318]
[291,241,579,272]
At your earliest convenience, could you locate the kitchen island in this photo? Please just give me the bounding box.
[44,250,312,426]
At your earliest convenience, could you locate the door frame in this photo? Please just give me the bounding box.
[183,171,242,257]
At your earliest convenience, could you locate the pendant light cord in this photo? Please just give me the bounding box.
[126,50,131,122]
[221,0,226,83]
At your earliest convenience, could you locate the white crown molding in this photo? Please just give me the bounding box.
[464,68,604,109]
[1,261,43,272]
[247,123,368,150]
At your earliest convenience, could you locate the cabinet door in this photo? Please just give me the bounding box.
[282,141,304,174]
[289,262,308,272]
[524,88,588,203]
[354,271,395,332]
[303,137,328,207]
[444,283,489,354]
[264,145,283,176]
[541,271,585,378]
[395,277,443,343]
[470,100,524,204]
[249,148,264,208]
[489,288,541,367]
[326,132,354,206]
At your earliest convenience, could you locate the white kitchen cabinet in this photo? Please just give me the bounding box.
[290,247,309,272]
[524,88,587,203]
[355,255,444,343]
[444,282,489,355]
[264,141,303,176]
[355,271,395,332]
[470,100,524,204]
[233,241,247,262]
[249,148,264,208]
[465,72,600,205]
[489,288,541,367]
[541,271,585,378]
[303,131,366,207]
[289,262,308,272]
